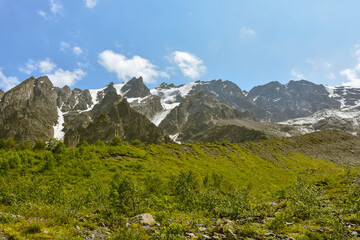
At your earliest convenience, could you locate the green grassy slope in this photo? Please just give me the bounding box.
[0,130,359,239]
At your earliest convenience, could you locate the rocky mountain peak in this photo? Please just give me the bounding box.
[157,82,176,89]
[121,76,151,98]
[0,76,58,143]
[1,76,53,107]
[247,80,341,121]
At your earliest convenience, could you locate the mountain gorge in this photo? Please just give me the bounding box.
[1,76,360,145]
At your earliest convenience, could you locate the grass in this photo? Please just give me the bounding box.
[0,131,359,239]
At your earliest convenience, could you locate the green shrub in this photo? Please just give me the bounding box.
[111,174,145,214]
[110,136,123,146]
[288,178,323,220]
[33,139,46,151]
[132,139,141,146]
[173,171,199,210]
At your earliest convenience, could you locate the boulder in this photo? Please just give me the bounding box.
[128,213,155,226]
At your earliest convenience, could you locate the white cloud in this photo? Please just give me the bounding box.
[47,69,86,87]
[85,0,98,8]
[98,50,169,83]
[19,58,86,87]
[0,70,19,91]
[60,42,85,57]
[19,59,37,75]
[38,0,63,20]
[341,64,360,87]
[291,69,305,80]
[19,58,57,75]
[171,51,207,79]
[39,58,57,73]
[60,41,70,52]
[50,0,63,15]
[240,27,256,37]
[341,45,360,87]
[73,46,83,56]
[37,10,48,19]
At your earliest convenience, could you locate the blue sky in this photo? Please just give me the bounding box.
[1,0,360,91]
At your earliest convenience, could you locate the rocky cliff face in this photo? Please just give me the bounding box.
[0,76,169,145]
[0,89,4,100]
[56,85,93,112]
[190,79,256,110]
[64,91,167,146]
[121,77,151,98]
[2,75,360,145]
[159,91,265,143]
[247,80,341,121]
[0,76,58,143]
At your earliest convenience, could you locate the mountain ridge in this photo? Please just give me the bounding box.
[1,76,360,144]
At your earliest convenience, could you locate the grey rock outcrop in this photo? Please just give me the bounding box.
[56,86,93,112]
[0,76,58,143]
[129,95,164,120]
[128,213,155,226]
[0,76,169,146]
[122,77,151,98]
[247,80,340,121]
[64,91,168,146]
[159,91,266,143]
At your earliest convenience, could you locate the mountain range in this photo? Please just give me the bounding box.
[1,76,359,145]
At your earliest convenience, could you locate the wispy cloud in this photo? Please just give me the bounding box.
[170,51,207,79]
[39,58,57,73]
[19,58,86,87]
[60,42,84,57]
[0,70,19,91]
[37,10,48,20]
[85,0,98,8]
[341,45,360,87]
[19,58,56,75]
[50,0,63,15]
[19,59,37,75]
[98,50,169,83]
[291,69,305,80]
[38,0,64,20]
[60,41,70,52]
[240,27,256,38]
[73,46,84,56]
[47,69,86,87]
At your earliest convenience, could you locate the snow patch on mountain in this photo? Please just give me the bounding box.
[88,87,105,108]
[325,85,335,98]
[280,109,360,126]
[149,81,202,126]
[113,83,126,96]
[54,108,65,140]
[169,133,181,144]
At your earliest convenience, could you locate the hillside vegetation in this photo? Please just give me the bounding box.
[0,130,360,239]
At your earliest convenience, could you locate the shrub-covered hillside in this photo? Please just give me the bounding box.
[0,130,360,239]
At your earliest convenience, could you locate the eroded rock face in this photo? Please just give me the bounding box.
[122,77,151,98]
[247,80,341,121]
[191,79,254,110]
[0,89,4,100]
[159,91,263,143]
[129,95,164,120]
[0,76,169,146]
[0,76,58,143]
[64,91,167,146]
[3,75,359,145]
[56,86,93,112]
